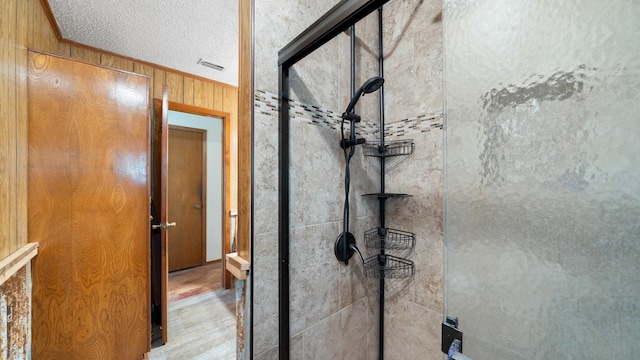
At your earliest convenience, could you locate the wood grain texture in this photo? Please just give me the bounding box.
[133,62,155,104]
[0,0,18,258]
[194,79,214,109]
[154,69,167,100]
[28,51,150,359]
[237,0,253,261]
[57,42,71,57]
[166,72,184,103]
[184,77,195,106]
[16,0,29,249]
[168,127,205,271]
[222,87,239,212]
[1,0,241,354]
[1,0,62,260]
[38,0,62,39]
[213,85,224,110]
[101,53,134,72]
[70,46,101,64]
[222,87,238,289]
[166,261,222,303]
[29,0,58,54]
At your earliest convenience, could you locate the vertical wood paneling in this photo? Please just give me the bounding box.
[166,72,184,103]
[134,63,155,105]
[153,69,167,100]
[7,0,240,262]
[237,0,252,260]
[222,87,239,211]
[2,0,241,355]
[193,79,214,109]
[70,46,101,64]
[101,54,134,72]
[0,0,18,258]
[134,63,154,78]
[31,0,56,53]
[29,0,42,51]
[57,42,70,57]
[184,77,195,106]
[16,0,29,248]
[213,84,224,110]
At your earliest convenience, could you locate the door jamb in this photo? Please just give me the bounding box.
[153,100,233,289]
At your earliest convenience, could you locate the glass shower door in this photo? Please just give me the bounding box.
[443,1,640,358]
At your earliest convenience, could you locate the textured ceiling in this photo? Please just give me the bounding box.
[48,0,239,86]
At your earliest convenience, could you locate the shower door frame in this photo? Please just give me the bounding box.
[276,0,390,358]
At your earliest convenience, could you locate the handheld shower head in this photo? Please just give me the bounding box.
[361,76,385,94]
[343,76,384,115]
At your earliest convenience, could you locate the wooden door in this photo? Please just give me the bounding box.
[168,126,205,271]
[28,51,150,359]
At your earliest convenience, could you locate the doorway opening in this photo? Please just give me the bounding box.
[150,99,235,356]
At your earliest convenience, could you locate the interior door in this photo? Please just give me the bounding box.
[168,126,205,271]
[28,50,150,358]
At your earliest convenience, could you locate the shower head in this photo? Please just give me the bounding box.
[343,76,384,116]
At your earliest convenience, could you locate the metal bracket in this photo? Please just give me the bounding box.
[442,316,463,354]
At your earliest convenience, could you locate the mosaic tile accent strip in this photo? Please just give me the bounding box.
[384,113,444,138]
[254,89,443,139]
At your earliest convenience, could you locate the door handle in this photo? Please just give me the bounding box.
[194,204,201,209]
[152,222,177,231]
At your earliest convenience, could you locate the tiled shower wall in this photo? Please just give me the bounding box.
[252,0,444,359]
[253,1,376,359]
[360,1,445,359]
[253,89,379,360]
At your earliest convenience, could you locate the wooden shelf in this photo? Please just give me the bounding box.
[0,243,39,286]
[225,252,250,280]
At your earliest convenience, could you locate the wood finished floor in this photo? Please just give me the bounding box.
[149,262,236,360]
[169,262,223,304]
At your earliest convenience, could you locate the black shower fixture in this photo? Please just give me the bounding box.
[340,76,385,149]
[336,76,385,265]
[343,76,385,118]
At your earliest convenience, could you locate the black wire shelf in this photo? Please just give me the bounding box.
[362,193,412,199]
[363,254,415,279]
[364,227,416,251]
[364,139,415,157]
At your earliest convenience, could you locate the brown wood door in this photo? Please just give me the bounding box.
[27,51,150,359]
[168,126,205,272]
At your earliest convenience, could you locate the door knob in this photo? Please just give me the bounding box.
[194,204,202,209]
[152,222,177,231]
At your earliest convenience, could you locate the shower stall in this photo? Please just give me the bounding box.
[251,0,640,359]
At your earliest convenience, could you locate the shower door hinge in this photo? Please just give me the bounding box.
[442,316,463,354]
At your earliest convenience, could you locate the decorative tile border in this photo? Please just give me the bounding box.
[254,89,443,139]
[384,113,444,138]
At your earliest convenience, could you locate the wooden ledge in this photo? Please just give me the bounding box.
[0,243,39,286]
[225,252,250,280]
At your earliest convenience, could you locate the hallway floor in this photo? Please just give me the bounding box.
[149,262,236,360]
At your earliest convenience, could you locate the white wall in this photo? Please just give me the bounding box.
[168,110,223,262]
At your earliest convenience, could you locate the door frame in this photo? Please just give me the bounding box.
[153,100,233,288]
[168,124,208,268]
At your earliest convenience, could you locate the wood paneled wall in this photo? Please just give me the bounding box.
[238,0,252,262]
[0,0,239,260]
